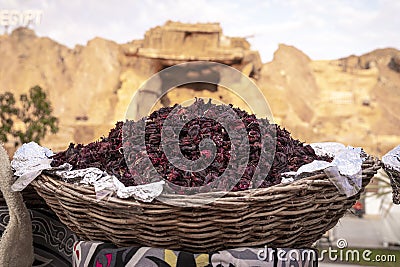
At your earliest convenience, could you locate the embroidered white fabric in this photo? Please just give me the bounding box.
[11,142,54,176]
[382,145,400,172]
[283,142,364,197]
[11,142,164,202]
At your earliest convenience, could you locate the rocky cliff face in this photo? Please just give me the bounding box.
[258,44,400,155]
[0,28,123,148]
[0,27,399,156]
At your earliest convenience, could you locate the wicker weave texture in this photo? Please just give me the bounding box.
[31,158,380,252]
[383,166,400,205]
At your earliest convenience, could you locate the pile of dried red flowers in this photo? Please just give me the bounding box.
[51,99,331,191]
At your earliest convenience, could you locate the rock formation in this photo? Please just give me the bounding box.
[388,55,400,73]
[0,23,399,157]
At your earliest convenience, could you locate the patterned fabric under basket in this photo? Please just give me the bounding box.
[382,166,400,205]
[72,241,318,267]
[0,183,48,209]
[31,157,380,253]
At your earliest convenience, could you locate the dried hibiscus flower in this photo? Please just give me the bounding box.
[51,99,331,191]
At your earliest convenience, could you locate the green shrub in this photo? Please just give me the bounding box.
[0,86,59,146]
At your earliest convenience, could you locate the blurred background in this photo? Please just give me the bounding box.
[0,1,399,265]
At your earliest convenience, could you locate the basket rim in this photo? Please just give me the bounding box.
[32,156,380,206]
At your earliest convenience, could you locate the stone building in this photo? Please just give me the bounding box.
[123,21,262,78]
[122,21,263,110]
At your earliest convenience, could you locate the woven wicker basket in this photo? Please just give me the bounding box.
[31,157,380,252]
[382,165,400,205]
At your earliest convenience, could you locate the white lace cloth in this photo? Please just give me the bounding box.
[11,142,164,202]
[282,142,364,197]
[382,145,400,172]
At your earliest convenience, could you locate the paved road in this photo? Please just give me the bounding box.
[316,213,399,266]
[328,214,399,248]
[332,215,384,248]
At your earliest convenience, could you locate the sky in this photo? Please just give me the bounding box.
[1,0,399,62]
